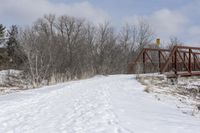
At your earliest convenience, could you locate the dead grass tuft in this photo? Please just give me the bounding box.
[144,86,151,93]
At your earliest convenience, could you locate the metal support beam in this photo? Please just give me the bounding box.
[174,51,177,75]
[158,51,161,72]
[189,49,192,73]
[143,50,146,73]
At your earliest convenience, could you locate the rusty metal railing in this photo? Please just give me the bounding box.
[128,46,200,77]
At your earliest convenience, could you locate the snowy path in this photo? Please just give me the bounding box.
[0,75,200,133]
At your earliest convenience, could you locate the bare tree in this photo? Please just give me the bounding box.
[16,14,155,86]
[167,36,183,50]
[136,20,154,49]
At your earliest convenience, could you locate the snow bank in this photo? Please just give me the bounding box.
[137,74,200,117]
[0,69,31,95]
[0,69,21,84]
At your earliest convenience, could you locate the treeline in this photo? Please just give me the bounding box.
[1,14,160,86]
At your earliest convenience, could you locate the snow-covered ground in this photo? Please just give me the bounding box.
[0,75,200,133]
[136,74,200,116]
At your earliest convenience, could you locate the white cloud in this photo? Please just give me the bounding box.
[186,26,200,46]
[188,26,200,36]
[149,9,188,36]
[124,9,188,42]
[0,0,109,26]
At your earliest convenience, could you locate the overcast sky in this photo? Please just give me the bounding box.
[1,0,200,46]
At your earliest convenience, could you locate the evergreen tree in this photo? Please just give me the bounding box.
[7,25,18,57]
[0,24,5,38]
[7,25,24,67]
[0,24,6,44]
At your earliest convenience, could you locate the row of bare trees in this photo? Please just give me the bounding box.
[13,14,154,86]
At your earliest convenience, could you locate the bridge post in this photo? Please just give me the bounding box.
[143,50,146,73]
[158,51,161,72]
[189,49,192,73]
[174,51,177,75]
[193,53,196,71]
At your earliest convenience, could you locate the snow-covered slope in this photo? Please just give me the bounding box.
[0,75,199,133]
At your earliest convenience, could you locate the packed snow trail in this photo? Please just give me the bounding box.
[0,75,200,133]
